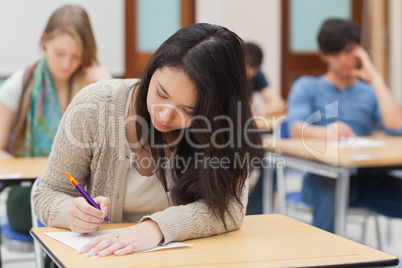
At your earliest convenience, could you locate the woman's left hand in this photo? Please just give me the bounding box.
[78,220,164,257]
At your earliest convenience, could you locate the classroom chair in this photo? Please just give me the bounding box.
[1,185,35,253]
[30,177,45,268]
[275,120,383,250]
[1,223,34,252]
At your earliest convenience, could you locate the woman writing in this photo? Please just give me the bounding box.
[34,23,262,257]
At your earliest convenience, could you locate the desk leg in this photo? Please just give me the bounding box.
[0,185,7,267]
[276,163,287,215]
[334,169,350,236]
[262,152,274,214]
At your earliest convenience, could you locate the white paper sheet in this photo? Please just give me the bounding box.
[0,173,21,179]
[351,154,372,160]
[45,228,192,255]
[329,137,385,148]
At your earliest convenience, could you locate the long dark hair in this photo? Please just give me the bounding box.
[134,23,262,227]
[318,18,360,54]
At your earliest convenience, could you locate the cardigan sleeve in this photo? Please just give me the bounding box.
[139,180,249,244]
[33,83,106,229]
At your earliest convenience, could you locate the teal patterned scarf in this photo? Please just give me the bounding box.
[11,58,63,157]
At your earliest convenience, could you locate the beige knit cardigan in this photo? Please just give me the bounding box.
[33,79,248,244]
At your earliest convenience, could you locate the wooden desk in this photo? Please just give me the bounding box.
[0,157,48,181]
[268,133,402,168]
[254,112,286,133]
[30,214,398,268]
[263,134,402,235]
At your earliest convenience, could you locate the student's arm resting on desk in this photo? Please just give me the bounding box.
[290,121,355,141]
[252,71,285,116]
[352,47,402,131]
[287,77,356,140]
[80,183,249,257]
[259,86,286,116]
[140,180,249,245]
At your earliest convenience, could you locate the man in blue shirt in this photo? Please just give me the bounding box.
[287,18,402,232]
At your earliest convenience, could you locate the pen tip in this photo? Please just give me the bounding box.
[107,220,111,223]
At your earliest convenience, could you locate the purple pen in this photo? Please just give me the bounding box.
[65,172,111,223]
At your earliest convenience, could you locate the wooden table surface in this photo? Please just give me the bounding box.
[0,157,48,180]
[264,133,402,168]
[255,112,286,132]
[31,214,398,268]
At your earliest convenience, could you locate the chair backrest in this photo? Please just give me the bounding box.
[275,119,289,142]
[279,120,289,139]
[2,184,35,254]
[30,177,45,228]
[1,224,34,252]
[30,177,45,268]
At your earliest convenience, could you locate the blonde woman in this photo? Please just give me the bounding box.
[0,4,112,160]
[0,5,112,237]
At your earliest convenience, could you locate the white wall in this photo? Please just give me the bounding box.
[1,0,280,87]
[389,0,402,105]
[196,0,282,93]
[0,0,124,77]
[2,0,401,103]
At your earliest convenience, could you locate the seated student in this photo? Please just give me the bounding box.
[245,42,285,117]
[287,18,402,233]
[0,5,112,236]
[33,23,263,256]
[245,42,285,214]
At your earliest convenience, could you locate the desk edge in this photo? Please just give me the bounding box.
[30,229,65,268]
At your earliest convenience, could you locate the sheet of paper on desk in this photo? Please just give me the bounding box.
[329,137,385,148]
[45,228,192,255]
[0,173,21,179]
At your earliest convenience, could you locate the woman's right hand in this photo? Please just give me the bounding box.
[68,196,110,233]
